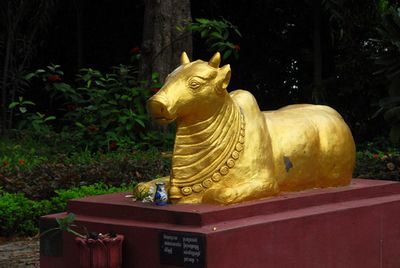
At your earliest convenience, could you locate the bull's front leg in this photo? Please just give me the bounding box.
[202,178,280,204]
[133,178,204,204]
[133,176,170,201]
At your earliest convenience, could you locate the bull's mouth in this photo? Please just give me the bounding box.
[153,116,175,125]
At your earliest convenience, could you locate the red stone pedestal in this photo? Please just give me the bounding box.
[75,235,124,268]
[40,179,400,268]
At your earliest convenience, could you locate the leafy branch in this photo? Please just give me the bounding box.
[178,17,242,61]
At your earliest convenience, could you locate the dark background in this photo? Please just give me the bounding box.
[12,0,395,142]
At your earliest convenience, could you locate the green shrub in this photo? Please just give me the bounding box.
[0,190,28,236]
[0,183,133,237]
[354,138,400,180]
[51,182,133,211]
[0,189,48,236]
[0,141,170,199]
[0,137,51,172]
[22,64,168,151]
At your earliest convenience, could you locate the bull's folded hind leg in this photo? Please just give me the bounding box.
[202,179,279,204]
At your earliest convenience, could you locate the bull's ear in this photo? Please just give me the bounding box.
[221,64,231,90]
[216,64,231,95]
[180,52,190,65]
[208,52,221,68]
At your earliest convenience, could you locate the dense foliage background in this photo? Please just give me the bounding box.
[1,0,397,141]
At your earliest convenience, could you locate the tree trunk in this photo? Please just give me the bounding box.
[0,0,56,135]
[139,0,192,85]
[1,28,13,135]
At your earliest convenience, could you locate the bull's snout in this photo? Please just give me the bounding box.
[147,95,175,125]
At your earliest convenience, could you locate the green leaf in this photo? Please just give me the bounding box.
[189,25,201,31]
[371,107,385,119]
[75,122,85,129]
[36,112,45,118]
[387,68,400,80]
[22,101,35,106]
[373,68,387,76]
[118,116,129,124]
[234,28,242,37]
[57,213,76,231]
[82,73,91,81]
[201,29,209,38]
[8,102,18,109]
[124,95,133,101]
[47,65,55,72]
[379,96,400,108]
[44,116,56,122]
[134,118,145,128]
[210,32,223,40]
[24,73,36,80]
[19,107,27,113]
[94,80,105,87]
[53,83,73,93]
[152,72,160,81]
[223,50,232,60]
[196,18,209,24]
[210,41,228,50]
[226,42,235,49]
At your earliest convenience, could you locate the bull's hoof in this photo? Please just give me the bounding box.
[133,183,146,195]
[133,182,155,201]
[203,187,239,204]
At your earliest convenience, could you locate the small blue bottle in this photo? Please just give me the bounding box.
[154,182,168,206]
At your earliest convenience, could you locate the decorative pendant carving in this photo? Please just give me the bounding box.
[171,105,245,197]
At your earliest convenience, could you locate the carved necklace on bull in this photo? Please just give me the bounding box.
[168,95,246,200]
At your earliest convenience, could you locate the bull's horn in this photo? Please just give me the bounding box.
[180,52,190,65]
[208,52,221,68]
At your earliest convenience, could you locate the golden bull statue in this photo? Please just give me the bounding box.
[134,52,356,205]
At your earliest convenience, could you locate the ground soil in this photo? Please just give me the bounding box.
[0,237,39,268]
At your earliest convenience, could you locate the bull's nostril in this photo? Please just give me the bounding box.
[147,98,172,120]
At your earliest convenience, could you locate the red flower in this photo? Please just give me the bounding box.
[234,44,241,52]
[130,47,141,54]
[372,154,379,159]
[109,141,118,151]
[66,103,77,111]
[18,159,26,165]
[151,88,160,93]
[47,74,61,82]
[87,124,99,132]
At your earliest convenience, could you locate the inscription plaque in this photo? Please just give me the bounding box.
[159,231,205,267]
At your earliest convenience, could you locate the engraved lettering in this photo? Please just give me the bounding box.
[164,247,172,254]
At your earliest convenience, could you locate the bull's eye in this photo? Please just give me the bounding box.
[188,77,203,90]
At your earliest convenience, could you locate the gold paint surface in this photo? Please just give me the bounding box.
[134,52,356,205]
